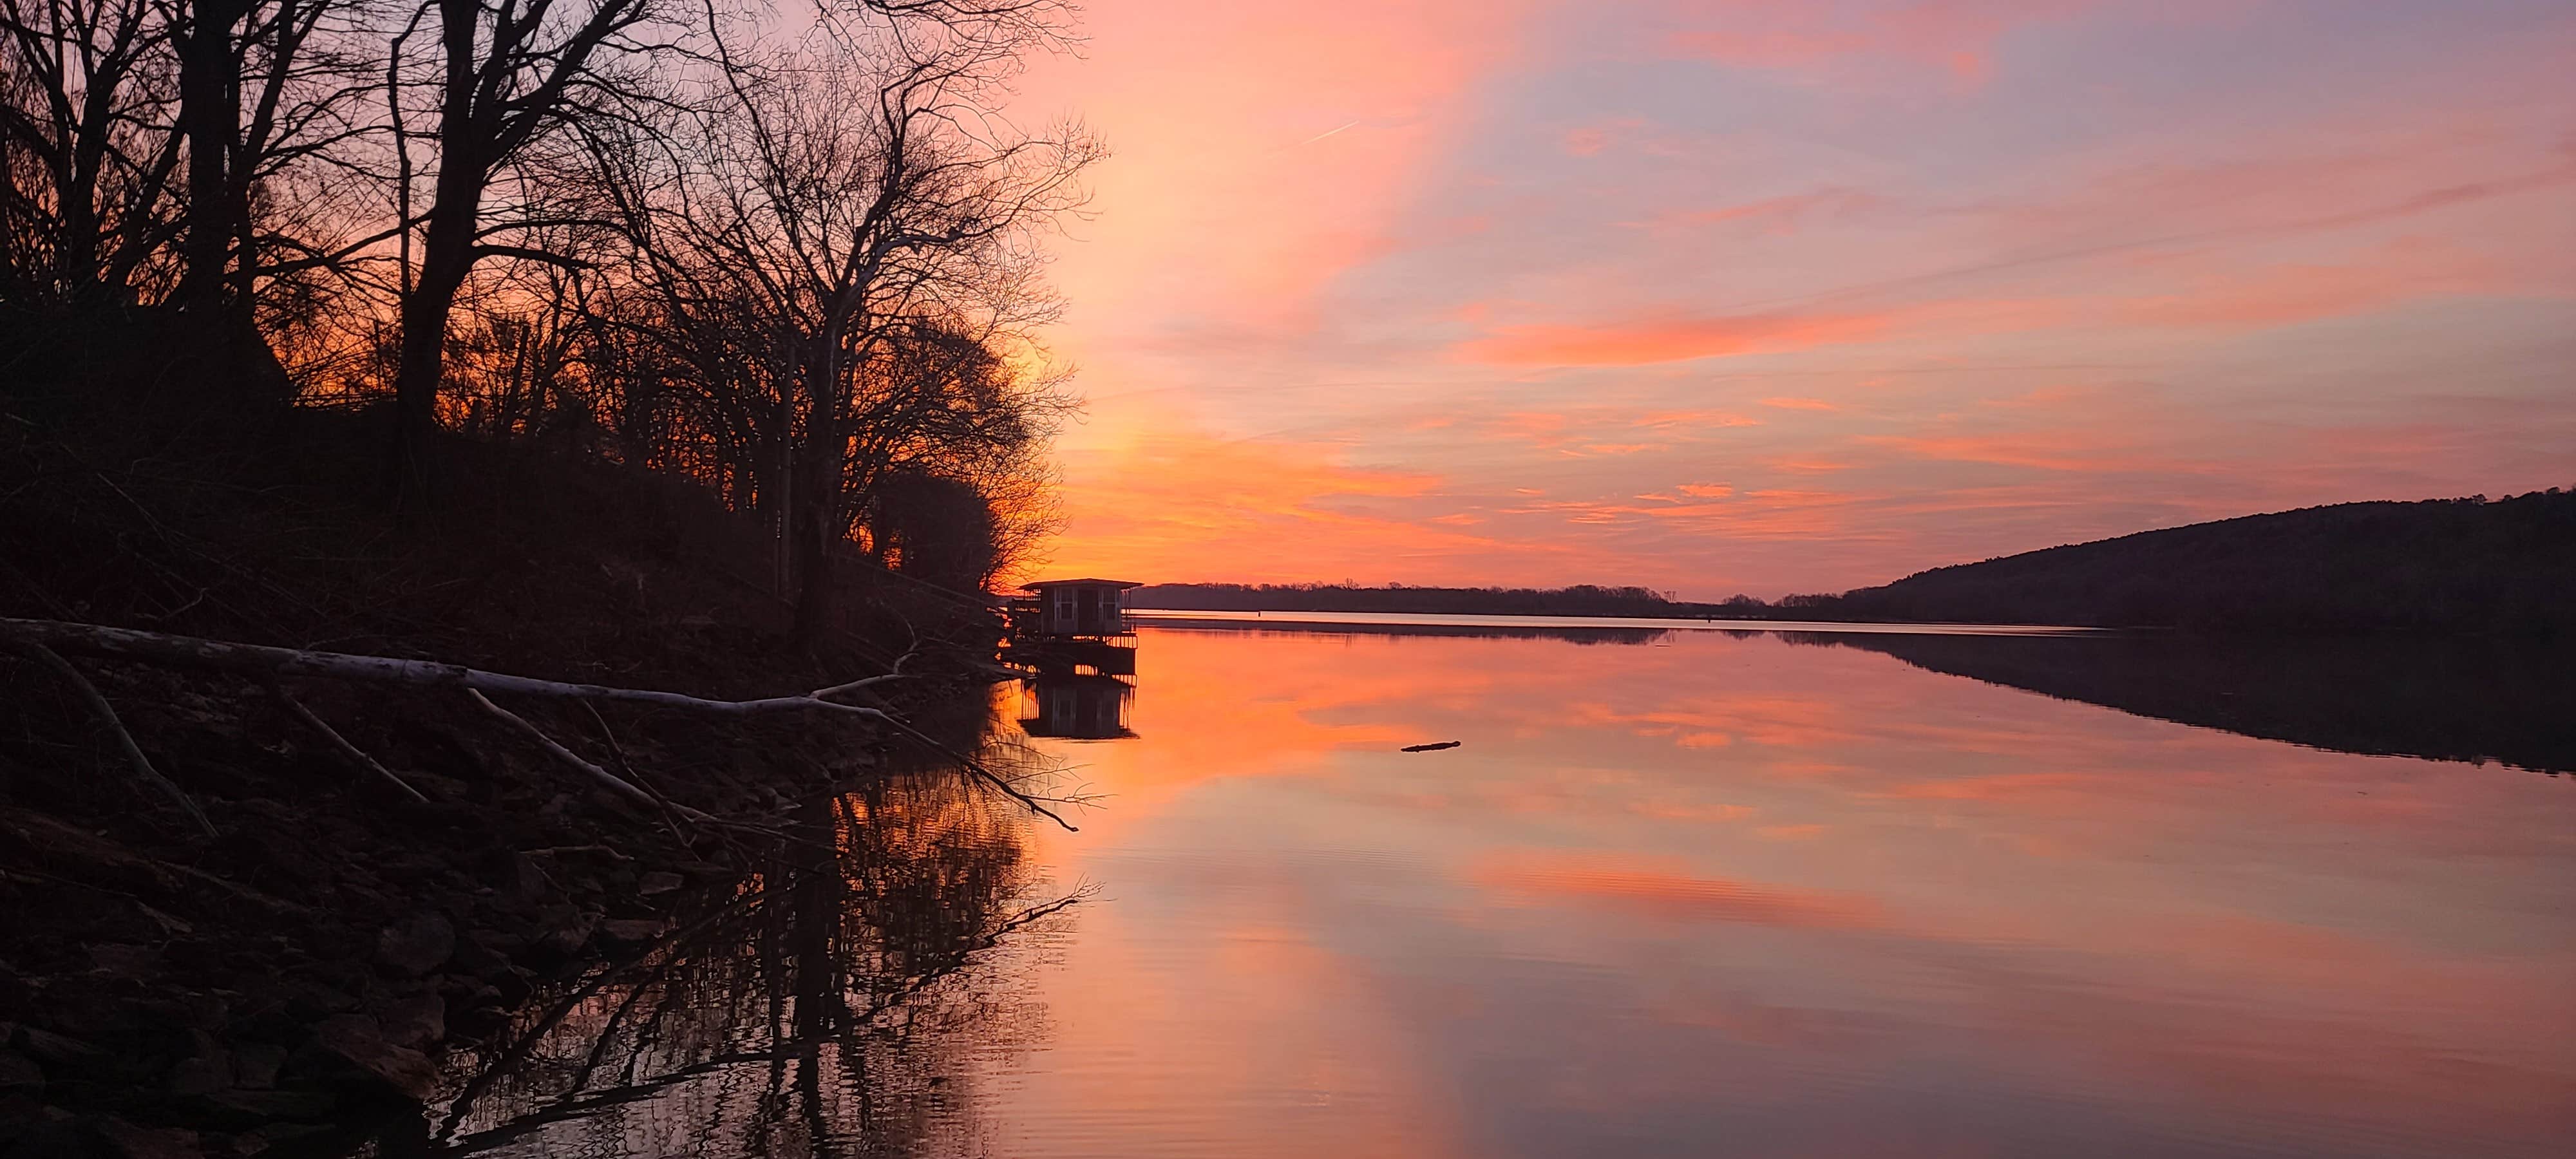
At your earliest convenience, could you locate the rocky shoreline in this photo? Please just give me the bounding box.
[1,408,1018,1158]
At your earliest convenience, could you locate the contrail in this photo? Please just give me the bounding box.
[1302,120,1359,145]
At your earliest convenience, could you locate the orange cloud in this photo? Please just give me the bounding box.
[1041,427,1561,586]
[1457,310,1893,365]
[1864,431,2163,474]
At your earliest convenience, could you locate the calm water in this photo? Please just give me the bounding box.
[439,623,2575,1158]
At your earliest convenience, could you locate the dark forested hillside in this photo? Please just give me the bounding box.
[1135,491,2574,634]
[1827,491,2575,633]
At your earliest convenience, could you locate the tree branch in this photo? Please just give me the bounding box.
[273,687,432,804]
[9,641,218,837]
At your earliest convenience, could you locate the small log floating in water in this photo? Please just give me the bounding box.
[1400,740,1462,753]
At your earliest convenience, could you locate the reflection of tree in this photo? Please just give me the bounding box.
[1815,632,2576,776]
[417,775,1081,1156]
[1157,622,1676,645]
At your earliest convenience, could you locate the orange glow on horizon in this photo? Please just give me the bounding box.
[1002,1,2574,596]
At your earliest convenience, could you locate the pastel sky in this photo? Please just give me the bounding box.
[1007,0,2576,597]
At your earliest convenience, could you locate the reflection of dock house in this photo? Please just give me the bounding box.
[1020,674,1135,740]
[1001,578,1139,677]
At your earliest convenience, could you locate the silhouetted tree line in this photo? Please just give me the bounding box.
[1130,583,1719,618]
[1,0,1094,619]
[1137,491,2572,634]
[1817,491,2575,634]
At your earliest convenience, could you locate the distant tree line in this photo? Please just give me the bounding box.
[1135,491,2573,634]
[1,0,1095,622]
[1128,583,1766,619]
[1821,491,2574,635]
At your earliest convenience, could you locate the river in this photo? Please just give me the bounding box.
[438,619,2576,1158]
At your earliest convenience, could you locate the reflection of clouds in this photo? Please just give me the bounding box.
[1001,627,2575,1156]
[1476,851,1884,930]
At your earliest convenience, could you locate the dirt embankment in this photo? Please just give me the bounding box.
[0,399,1007,1158]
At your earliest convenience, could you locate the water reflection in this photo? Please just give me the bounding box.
[990,624,2574,1158]
[1019,674,1136,740]
[406,776,1072,1158]
[1814,630,2576,775]
[289,623,2570,1158]
[1153,618,2576,775]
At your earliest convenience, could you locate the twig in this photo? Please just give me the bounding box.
[878,717,1078,831]
[809,630,918,701]
[274,688,432,803]
[469,690,718,824]
[576,701,696,845]
[10,643,217,837]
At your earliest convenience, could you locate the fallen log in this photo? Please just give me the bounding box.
[0,617,887,721]
[0,617,1083,832]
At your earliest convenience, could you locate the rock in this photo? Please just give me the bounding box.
[378,994,444,1050]
[192,1088,337,1125]
[168,1048,232,1098]
[93,1117,201,1159]
[374,914,455,978]
[636,871,683,897]
[231,1042,286,1090]
[0,1115,88,1159]
[597,919,667,945]
[531,907,597,958]
[234,1120,335,1154]
[0,1050,39,1090]
[86,943,163,978]
[307,1016,436,1102]
[280,983,360,1024]
[16,1027,106,1070]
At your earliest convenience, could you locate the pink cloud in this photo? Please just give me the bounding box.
[1457,310,1895,365]
[1663,0,2090,86]
[1665,187,1887,235]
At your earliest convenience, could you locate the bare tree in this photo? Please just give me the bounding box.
[600,0,1094,632]
[383,0,668,509]
[0,0,183,305]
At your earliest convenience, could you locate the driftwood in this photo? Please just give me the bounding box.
[0,617,1083,832]
[0,618,889,722]
[8,640,218,836]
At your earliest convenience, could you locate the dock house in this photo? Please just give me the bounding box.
[1003,578,1141,677]
[1024,578,1139,637]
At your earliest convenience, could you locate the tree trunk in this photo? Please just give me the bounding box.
[176,0,246,314]
[790,337,847,640]
[389,0,488,514]
[390,242,468,513]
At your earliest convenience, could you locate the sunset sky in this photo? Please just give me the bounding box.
[1008,0,2575,597]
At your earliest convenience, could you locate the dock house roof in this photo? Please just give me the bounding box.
[1020,578,1141,591]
